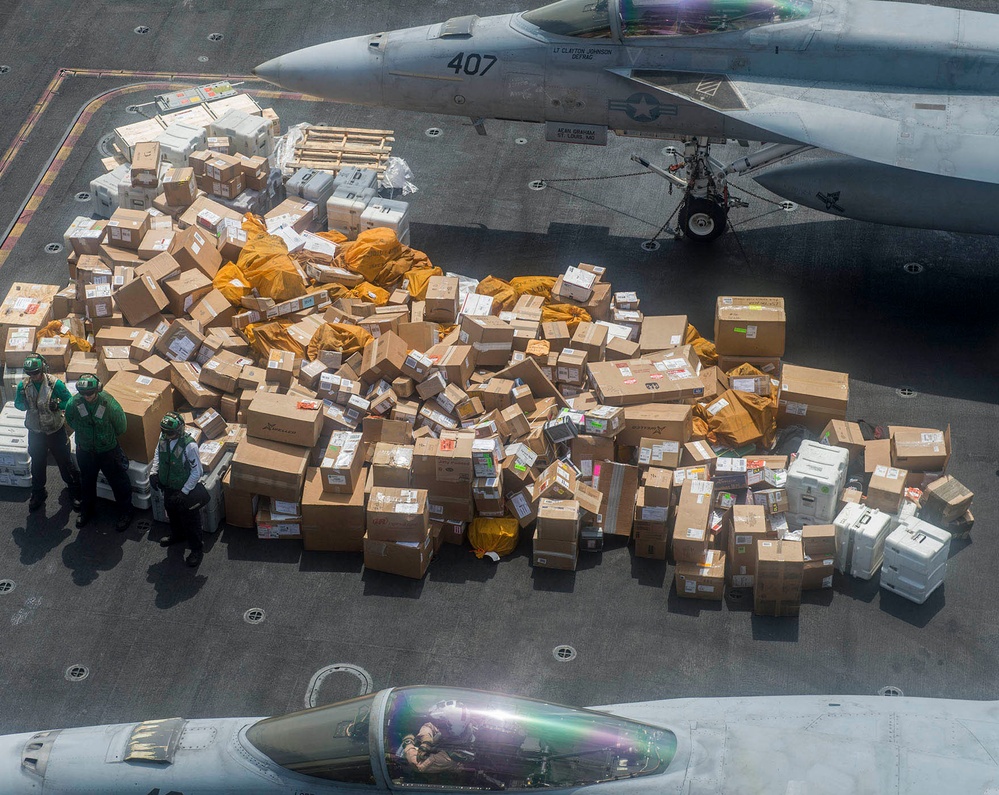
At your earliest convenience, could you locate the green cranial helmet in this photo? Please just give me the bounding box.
[23,354,46,375]
[76,374,102,395]
[160,412,184,435]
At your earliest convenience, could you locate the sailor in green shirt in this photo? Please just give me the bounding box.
[14,354,81,513]
[64,375,134,531]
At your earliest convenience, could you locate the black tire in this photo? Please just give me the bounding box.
[679,197,727,243]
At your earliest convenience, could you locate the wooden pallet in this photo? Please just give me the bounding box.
[287,125,394,174]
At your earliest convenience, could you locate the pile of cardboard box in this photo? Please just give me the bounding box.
[0,105,975,606]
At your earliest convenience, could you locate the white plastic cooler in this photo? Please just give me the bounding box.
[0,403,31,486]
[90,164,130,218]
[155,122,208,167]
[881,517,951,603]
[833,502,893,580]
[360,198,410,240]
[334,166,379,192]
[786,440,849,524]
[287,168,338,222]
[326,186,376,239]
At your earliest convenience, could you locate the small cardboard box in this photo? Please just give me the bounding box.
[754,539,804,611]
[170,361,222,409]
[246,392,322,448]
[35,335,71,371]
[536,499,580,542]
[532,534,579,571]
[778,364,849,431]
[4,327,35,367]
[371,442,415,488]
[672,478,714,562]
[162,268,213,317]
[366,487,430,543]
[155,318,205,362]
[265,349,298,389]
[727,504,770,587]
[162,167,198,207]
[891,426,951,472]
[639,315,687,355]
[319,431,364,494]
[820,420,866,462]
[801,524,837,558]
[256,499,303,540]
[867,465,907,514]
[638,436,682,470]
[593,460,640,537]
[106,209,150,251]
[301,468,367,552]
[130,142,161,187]
[222,469,259,529]
[919,476,974,525]
[675,549,726,600]
[424,276,459,324]
[170,226,222,279]
[458,315,515,367]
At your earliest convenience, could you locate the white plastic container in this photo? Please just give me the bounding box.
[359,198,410,238]
[90,164,131,218]
[288,168,338,221]
[834,503,893,580]
[327,186,376,239]
[786,440,849,523]
[0,471,31,488]
[0,402,27,430]
[0,426,31,468]
[113,118,167,161]
[333,166,379,192]
[881,517,951,603]
[117,181,160,212]
[155,122,208,167]
[210,109,273,158]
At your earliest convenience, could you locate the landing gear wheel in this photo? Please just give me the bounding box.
[679,197,727,243]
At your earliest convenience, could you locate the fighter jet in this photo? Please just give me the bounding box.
[254,0,999,242]
[4,684,999,793]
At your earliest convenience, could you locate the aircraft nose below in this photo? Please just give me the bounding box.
[252,35,382,106]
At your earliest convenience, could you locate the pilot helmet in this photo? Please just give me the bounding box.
[428,700,470,738]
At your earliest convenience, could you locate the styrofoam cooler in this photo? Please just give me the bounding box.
[333,166,379,192]
[834,503,893,580]
[287,168,337,221]
[326,186,376,239]
[155,122,208,167]
[881,517,951,603]
[359,198,410,239]
[151,453,230,533]
[786,440,849,524]
[90,164,130,218]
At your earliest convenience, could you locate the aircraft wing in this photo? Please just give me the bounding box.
[618,69,999,184]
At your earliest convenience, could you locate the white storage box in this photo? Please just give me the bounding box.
[881,517,951,604]
[0,402,27,430]
[210,109,273,158]
[359,198,410,237]
[90,164,131,218]
[113,118,166,161]
[287,168,338,220]
[327,186,376,239]
[0,471,32,488]
[97,480,152,510]
[786,440,849,524]
[117,181,160,212]
[834,503,893,580]
[158,105,214,132]
[155,122,208,167]
[0,426,30,468]
[334,166,379,192]
[206,93,261,119]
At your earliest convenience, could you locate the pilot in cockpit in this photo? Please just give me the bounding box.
[399,700,474,775]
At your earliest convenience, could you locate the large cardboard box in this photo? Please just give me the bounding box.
[459,315,514,366]
[319,431,364,494]
[618,404,693,447]
[890,426,951,472]
[675,549,726,600]
[170,226,222,278]
[536,499,580,542]
[593,460,640,537]
[162,167,198,206]
[221,469,258,528]
[246,392,323,448]
[588,356,703,406]
[672,478,714,562]
[0,283,58,344]
[4,327,34,367]
[363,532,433,579]
[106,209,151,251]
[727,504,770,587]
[532,534,579,571]
[359,331,407,382]
[104,371,174,463]
[714,296,786,356]
[301,468,367,552]
[754,539,804,616]
[231,437,309,502]
[414,430,475,483]
[371,442,414,488]
[366,487,430,543]
[778,364,849,431]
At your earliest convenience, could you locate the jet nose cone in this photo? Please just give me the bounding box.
[252,36,382,106]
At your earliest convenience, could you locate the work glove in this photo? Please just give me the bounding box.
[149,473,160,491]
[48,398,60,412]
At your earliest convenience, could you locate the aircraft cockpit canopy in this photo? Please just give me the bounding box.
[384,686,677,790]
[523,0,813,38]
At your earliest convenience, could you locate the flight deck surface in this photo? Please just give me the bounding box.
[0,0,996,734]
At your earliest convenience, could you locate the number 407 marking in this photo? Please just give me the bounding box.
[447,52,498,76]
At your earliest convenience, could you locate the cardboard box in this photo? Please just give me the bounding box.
[672,478,714,562]
[363,532,433,579]
[891,426,951,472]
[106,209,150,251]
[536,499,580,542]
[301,468,367,551]
[231,437,309,502]
[727,504,770,587]
[199,353,243,394]
[778,364,849,431]
[246,392,323,448]
[256,499,303,540]
[531,534,579,571]
[0,284,58,342]
[162,268,213,317]
[802,556,835,590]
[67,220,109,256]
[754,539,803,615]
[639,315,687,355]
[221,469,258,528]
[170,226,222,278]
[35,335,71,371]
[169,361,222,409]
[920,476,974,525]
[458,315,514,367]
[103,371,174,463]
[642,467,674,508]
[820,420,866,462]
[371,442,414,488]
[424,276,460,324]
[265,349,298,389]
[571,323,607,362]
[4,327,34,367]
[638,436,682,470]
[618,404,692,447]
[593,460,640,537]
[366,487,430,543]
[359,331,407,382]
[867,465,907,514]
[155,318,205,362]
[588,355,703,406]
[162,167,198,206]
[675,549,726,600]
[318,431,366,493]
[714,297,786,356]
[130,142,160,187]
